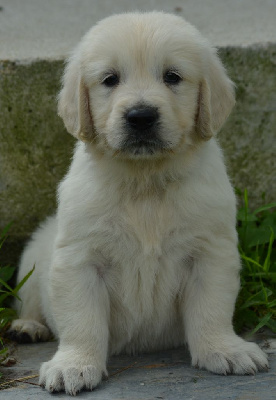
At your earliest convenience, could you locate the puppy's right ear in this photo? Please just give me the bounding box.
[58,54,94,142]
[195,47,235,140]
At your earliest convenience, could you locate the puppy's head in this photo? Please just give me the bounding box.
[58,12,235,159]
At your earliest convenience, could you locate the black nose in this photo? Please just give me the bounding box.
[126,107,159,131]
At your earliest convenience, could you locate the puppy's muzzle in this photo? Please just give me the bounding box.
[122,106,165,156]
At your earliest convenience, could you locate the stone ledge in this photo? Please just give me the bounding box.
[1,341,276,399]
[1,44,275,265]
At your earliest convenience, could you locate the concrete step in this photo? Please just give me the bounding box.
[0,0,276,261]
[1,340,276,399]
[1,0,276,58]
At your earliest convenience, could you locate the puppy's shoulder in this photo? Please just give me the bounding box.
[56,143,98,210]
[177,140,236,215]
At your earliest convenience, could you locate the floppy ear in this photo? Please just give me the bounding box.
[58,54,94,142]
[195,49,235,140]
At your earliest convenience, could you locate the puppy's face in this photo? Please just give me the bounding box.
[59,13,235,160]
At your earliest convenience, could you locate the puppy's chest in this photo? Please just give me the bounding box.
[91,195,192,321]
[92,195,191,260]
[123,198,175,255]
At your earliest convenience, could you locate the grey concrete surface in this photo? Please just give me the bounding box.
[1,0,276,60]
[1,340,276,399]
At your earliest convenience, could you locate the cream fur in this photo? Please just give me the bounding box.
[10,12,268,395]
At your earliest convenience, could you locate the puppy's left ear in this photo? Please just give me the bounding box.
[58,53,94,142]
[195,49,235,140]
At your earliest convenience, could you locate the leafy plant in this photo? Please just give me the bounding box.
[234,189,276,335]
[0,224,34,367]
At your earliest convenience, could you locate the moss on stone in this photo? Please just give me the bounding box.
[218,45,276,207]
[0,60,74,243]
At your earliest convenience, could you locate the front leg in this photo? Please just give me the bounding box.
[39,247,110,395]
[183,240,268,375]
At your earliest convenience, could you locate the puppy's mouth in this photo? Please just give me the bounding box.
[120,135,168,156]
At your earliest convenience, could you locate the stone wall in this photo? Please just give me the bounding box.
[0,45,275,265]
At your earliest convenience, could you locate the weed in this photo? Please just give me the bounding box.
[234,189,276,335]
[0,224,34,372]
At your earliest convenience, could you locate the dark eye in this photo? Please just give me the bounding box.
[163,70,182,85]
[102,73,119,87]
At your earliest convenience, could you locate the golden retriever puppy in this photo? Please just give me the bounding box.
[10,12,268,395]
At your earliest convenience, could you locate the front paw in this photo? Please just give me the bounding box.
[39,350,107,395]
[192,336,269,375]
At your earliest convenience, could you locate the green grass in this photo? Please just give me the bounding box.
[234,189,276,335]
[0,224,34,369]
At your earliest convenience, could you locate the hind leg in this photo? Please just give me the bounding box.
[9,277,51,343]
[8,217,57,343]
[9,320,50,343]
